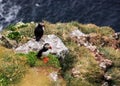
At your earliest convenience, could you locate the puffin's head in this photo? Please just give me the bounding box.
[43,43,52,50]
[39,22,45,27]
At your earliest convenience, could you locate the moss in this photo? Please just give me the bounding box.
[0,46,26,86]
[7,31,21,42]
[0,21,118,86]
[98,47,120,85]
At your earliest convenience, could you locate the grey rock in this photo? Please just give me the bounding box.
[99,62,107,70]
[102,82,109,86]
[0,34,17,48]
[0,34,2,39]
[49,72,58,82]
[15,34,69,59]
[104,74,112,81]
[71,68,80,78]
[70,29,86,37]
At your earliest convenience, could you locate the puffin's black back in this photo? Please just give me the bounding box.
[34,24,44,41]
[36,48,48,59]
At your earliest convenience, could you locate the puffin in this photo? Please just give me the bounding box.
[34,23,45,41]
[36,43,52,59]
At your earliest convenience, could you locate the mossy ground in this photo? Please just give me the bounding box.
[0,21,119,86]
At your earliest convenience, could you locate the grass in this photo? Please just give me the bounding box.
[0,21,118,86]
[1,21,115,46]
[7,31,21,43]
[70,21,115,36]
[98,47,120,85]
[17,52,61,68]
[47,54,60,68]
[1,22,36,44]
[0,46,26,86]
[0,46,61,86]
[67,46,102,86]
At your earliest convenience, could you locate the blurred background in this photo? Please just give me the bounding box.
[0,0,120,32]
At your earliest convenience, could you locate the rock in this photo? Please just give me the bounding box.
[70,29,88,46]
[70,29,114,85]
[102,82,109,86]
[0,35,17,48]
[113,32,120,40]
[103,59,113,67]
[99,59,112,71]
[99,62,107,71]
[0,34,2,39]
[104,74,112,81]
[70,29,86,38]
[49,72,58,81]
[15,34,69,59]
[71,68,80,78]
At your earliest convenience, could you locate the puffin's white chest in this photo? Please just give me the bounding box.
[42,27,45,31]
[42,49,51,56]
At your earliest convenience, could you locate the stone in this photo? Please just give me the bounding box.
[99,62,107,70]
[15,34,69,59]
[71,68,80,78]
[49,72,58,81]
[70,29,86,37]
[102,82,109,86]
[103,59,113,67]
[104,74,112,81]
[113,32,120,40]
[0,34,2,39]
[0,35,17,48]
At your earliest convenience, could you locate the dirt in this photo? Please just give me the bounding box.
[18,66,66,86]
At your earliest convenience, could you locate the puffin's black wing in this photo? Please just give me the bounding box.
[34,24,44,41]
[36,43,51,59]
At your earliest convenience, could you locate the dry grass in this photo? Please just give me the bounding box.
[0,46,27,85]
[70,46,102,86]
[0,21,118,86]
[18,67,66,86]
[98,47,120,85]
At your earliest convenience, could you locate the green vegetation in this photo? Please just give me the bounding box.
[61,46,102,86]
[47,54,60,68]
[6,24,16,31]
[70,21,115,36]
[6,22,28,31]
[0,46,26,86]
[7,31,21,42]
[18,52,60,68]
[18,52,37,67]
[0,47,61,86]
[98,47,120,85]
[0,21,119,86]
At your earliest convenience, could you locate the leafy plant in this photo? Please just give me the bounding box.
[7,31,21,42]
[24,52,37,67]
[46,54,60,68]
[6,24,16,31]
[61,53,76,73]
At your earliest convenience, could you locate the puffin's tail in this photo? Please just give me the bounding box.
[36,50,42,59]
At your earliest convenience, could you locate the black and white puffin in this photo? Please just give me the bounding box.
[34,23,45,41]
[36,43,52,59]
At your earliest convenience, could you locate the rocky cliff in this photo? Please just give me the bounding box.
[0,21,120,86]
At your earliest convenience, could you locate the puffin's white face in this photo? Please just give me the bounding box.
[44,43,52,49]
